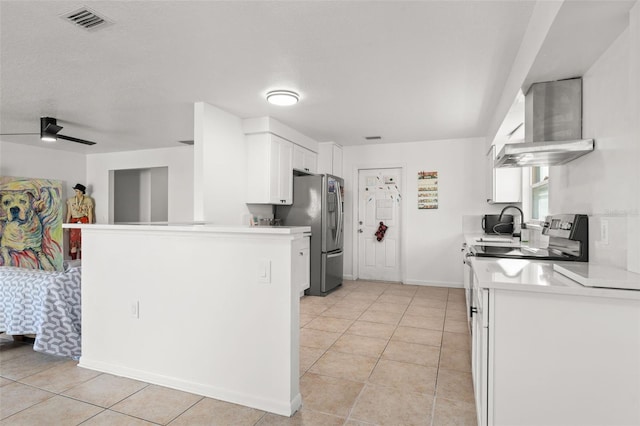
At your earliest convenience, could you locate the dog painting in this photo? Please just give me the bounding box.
[0,177,63,271]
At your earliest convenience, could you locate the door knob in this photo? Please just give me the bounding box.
[359,221,363,225]
[358,229,363,233]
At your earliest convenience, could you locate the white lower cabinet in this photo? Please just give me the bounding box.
[471,277,640,425]
[246,133,293,204]
[471,287,489,426]
[293,236,310,296]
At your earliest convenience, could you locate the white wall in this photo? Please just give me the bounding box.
[86,146,193,224]
[0,141,87,202]
[80,226,301,416]
[551,3,640,273]
[113,169,142,222]
[194,102,250,225]
[343,137,505,287]
[149,167,169,222]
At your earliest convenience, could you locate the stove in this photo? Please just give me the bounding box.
[470,214,588,262]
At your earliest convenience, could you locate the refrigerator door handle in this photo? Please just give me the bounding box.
[336,181,343,245]
[327,251,343,259]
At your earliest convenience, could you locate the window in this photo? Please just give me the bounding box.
[531,166,549,220]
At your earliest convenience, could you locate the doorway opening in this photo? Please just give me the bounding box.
[112,167,168,223]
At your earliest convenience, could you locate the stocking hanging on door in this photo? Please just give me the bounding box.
[375,221,388,242]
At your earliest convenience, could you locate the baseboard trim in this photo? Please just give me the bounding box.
[78,358,301,416]
[343,276,463,288]
[402,279,463,288]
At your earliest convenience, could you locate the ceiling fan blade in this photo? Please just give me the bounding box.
[57,134,97,146]
[0,132,39,136]
[44,123,63,135]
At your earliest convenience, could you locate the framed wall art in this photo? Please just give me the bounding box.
[417,171,438,209]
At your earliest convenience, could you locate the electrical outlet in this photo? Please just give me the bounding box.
[130,300,139,319]
[600,220,609,245]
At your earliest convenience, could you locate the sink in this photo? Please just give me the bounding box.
[476,245,520,255]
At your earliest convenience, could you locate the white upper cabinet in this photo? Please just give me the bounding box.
[317,142,343,177]
[246,133,293,204]
[486,144,521,204]
[243,117,319,205]
[293,144,317,174]
[487,92,523,204]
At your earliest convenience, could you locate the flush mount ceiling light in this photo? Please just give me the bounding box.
[266,90,300,106]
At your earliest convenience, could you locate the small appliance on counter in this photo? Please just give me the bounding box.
[482,214,514,235]
[471,214,588,261]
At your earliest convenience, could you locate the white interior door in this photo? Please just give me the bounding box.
[357,168,402,282]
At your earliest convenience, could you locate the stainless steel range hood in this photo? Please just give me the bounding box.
[495,78,594,168]
[495,139,594,167]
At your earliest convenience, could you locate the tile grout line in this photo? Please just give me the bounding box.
[307,284,444,425]
[3,283,471,425]
[430,287,450,426]
[350,290,402,422]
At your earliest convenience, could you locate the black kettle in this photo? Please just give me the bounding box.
[482,214,514,235]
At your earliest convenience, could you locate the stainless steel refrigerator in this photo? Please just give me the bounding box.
[275,174,344,296]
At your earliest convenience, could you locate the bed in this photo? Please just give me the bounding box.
[0,263,82,359]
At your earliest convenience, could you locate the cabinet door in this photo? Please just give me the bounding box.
[246,133,293,204]
[293,237,310,296]
[293,144,317,174]
[293,144,305,171]
[316,142,342,176]
[471,287,489,426]
[303,150,317,174]
[246,133,273,204]
[277,137,293,204]
[487,145,521,204]
[332,145,343,177]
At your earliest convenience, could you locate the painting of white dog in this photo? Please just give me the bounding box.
[0,177,63,271]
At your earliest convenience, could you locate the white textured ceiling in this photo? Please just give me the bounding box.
[0,1,635,154]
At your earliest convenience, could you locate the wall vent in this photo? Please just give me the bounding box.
[364,136,382,140]
[62,7,111,31]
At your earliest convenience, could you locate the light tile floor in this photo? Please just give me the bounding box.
[0,280,477,425]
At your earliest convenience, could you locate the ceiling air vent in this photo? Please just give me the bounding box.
[62,7,111,31]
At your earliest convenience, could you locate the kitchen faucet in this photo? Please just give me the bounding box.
[498,205,524,237]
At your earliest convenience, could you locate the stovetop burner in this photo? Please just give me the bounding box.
[470,245,579,261]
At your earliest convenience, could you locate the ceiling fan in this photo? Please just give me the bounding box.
[0,117,97,145]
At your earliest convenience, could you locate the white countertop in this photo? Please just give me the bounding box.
[470,257,640,300]
[63,222,311,235]
[464,232,640,300]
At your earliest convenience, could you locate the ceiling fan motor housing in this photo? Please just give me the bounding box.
[40,117,63,140]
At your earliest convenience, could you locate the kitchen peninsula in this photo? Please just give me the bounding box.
[65,223,310,416]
